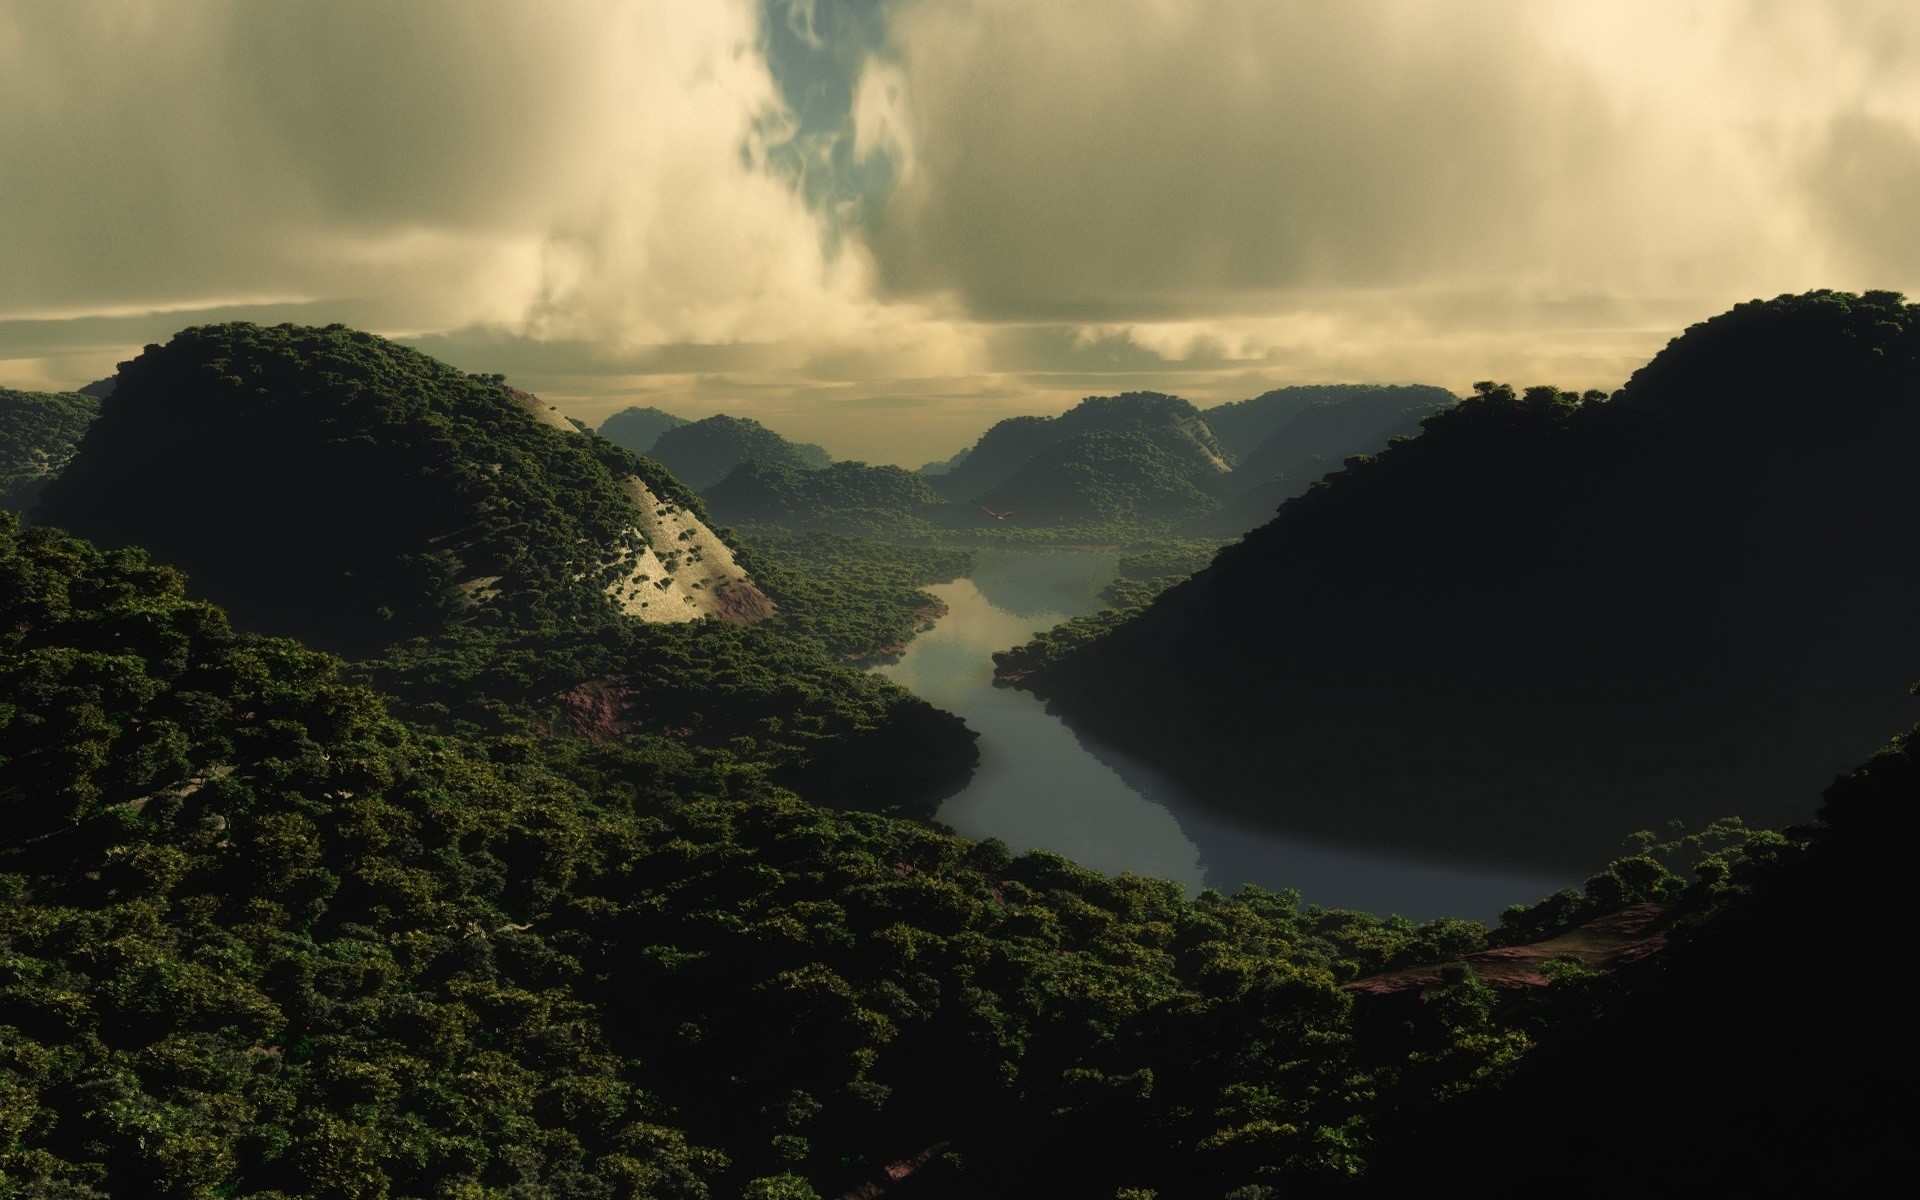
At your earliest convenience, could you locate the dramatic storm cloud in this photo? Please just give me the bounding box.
[2,0,1915,462]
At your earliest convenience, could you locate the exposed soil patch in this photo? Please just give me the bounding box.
[1346,903,1679,996]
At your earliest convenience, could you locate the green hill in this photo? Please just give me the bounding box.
[705,459,947,537]
[977,429,1219,525]
[596,404,688,456]
[647,413,832,491]
[1004,290,1920,868]
[36,323,766,654]
[930,391,1230,505]
[0,387,98,513]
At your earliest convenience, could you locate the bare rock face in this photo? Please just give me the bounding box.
[506,389,774,627]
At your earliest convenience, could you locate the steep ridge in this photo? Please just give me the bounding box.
[501,386,770,622]
[1007,291,1920,868]
[36,323,769,652]
[0,387,98,512]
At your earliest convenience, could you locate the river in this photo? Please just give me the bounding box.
[871,550,1571,922]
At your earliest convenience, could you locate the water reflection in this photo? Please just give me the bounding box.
[874,550,1571,922]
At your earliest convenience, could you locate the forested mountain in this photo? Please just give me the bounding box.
[2,511,1905,1197]
[976,429,1220,524]
[1190,390,1457,536]
[929,391,1229,504]
[1004,291,1920,868]
[1202,384,1456,461]
[916,444,971,476]
[36,324,769,654]
[647,414,832,491]
[0,388,98,512]
[596,404,688,456]
[704,459,947,538]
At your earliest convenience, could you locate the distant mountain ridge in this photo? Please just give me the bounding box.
[1202,383,1456,461]
[597,404,689,456]
[647,413,832,490]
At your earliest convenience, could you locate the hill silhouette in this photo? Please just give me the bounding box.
[597,403,688,455]
[1190,389,1457,535]
[1203,383,1455,461]
[647,413,832,490]
[929,391,1229,506]
[1004,290,1920,868]
[36,323,765,654]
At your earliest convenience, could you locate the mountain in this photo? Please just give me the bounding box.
[1004,290,1920,869]
[977,429,1220,524]
[597,403,688,456]
[0,387,98,512]
[1189,390,1456,536]
[36,323,770,654]
[1203,384,1456,461]
[917,444,971,475]
[929,393,1228,510]
[644,413,832,490]
[704,459,947,537]
[1229,389,1453,489]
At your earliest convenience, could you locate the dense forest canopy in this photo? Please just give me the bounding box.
[0,511,1909,1196]
[0,388,99,513]
[1004,291,1920,868]
[704,460,947,540]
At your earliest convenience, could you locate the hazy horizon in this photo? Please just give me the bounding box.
[4,0,1916,465]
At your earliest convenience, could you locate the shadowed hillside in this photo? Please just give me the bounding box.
[36,324,767,655]
[1004,291,1920,868]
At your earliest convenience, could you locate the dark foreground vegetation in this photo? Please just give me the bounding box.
[1005,291,1920,869]
[1,513,1911,1197]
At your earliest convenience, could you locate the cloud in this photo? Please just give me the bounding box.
[3,0,1916,470]
[0,0,927,350]
[862,0,1920,320]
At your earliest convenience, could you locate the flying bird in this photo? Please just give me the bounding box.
[980,505,1017,520]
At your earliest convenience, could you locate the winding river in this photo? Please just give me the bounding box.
[872,550,1570,922]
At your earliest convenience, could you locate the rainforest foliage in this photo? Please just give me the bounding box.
[1007,291,1920,868]
[741,534,973,662]
[705,462,947,540]
[27,321,981,824]
[0,389,98,513]
[0,514,1908,1198]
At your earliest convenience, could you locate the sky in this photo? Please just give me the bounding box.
[3,0,1916,465]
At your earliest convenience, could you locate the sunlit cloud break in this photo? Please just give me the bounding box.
[1,0,1915,463]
